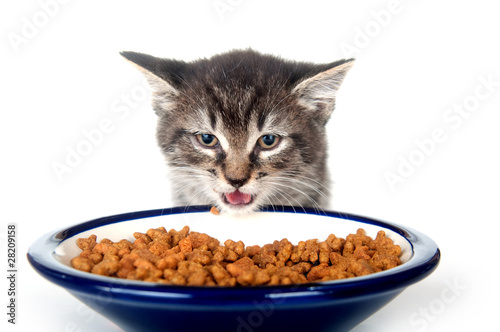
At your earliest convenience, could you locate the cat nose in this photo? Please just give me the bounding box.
[225,176,248,189]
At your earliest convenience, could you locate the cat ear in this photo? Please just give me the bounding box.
[292,59,354,124]
[120,51,187,116]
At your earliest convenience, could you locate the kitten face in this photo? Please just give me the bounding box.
[121,49,353,214]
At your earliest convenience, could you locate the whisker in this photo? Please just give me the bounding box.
[264,180,326,214]
[270,176,329,203]
[277,169,331,191]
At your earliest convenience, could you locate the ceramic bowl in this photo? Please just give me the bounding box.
[28,206,440,332]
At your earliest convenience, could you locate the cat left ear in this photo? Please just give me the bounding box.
[292,59,354,124]
[120,51,186,116]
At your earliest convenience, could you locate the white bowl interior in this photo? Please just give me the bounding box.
[54,211,413,268]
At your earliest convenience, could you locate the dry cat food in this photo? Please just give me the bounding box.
[70,226,402,286]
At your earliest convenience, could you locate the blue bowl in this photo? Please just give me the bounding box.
[28,206,440,332]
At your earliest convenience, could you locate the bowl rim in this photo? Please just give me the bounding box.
[27,205,440,303]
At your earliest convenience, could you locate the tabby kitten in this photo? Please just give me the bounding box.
[121,49,353,215]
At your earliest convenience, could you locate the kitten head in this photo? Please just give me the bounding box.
[121,49,353,215]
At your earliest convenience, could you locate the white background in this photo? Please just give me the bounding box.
[1,0,499,331]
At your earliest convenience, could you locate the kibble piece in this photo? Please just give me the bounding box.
[226,257,270,286]
[210,206,220,215]
[91,256,120,276]
[318,242,331,264]
[163,269,187,285]
[77,235,97,251]
[290,241,305,263]
[132,258,163,280]
[156,255,181,270]
[224,239,245,257]
[149,241,170,256]
[186,249,213,265]
[275,239,293,263]
[212,246,238,263]
[301,239,320,263]
[252,244,277,268]
[371,231,402,257]
[243,245,261,258]
[80,249,103,264]
[290,262,312,274]
[71,257,95,272]
[325,234,345,253]
[178,236,193,253]
[207,263,237,286]
[348,260,375,277]
[307,263,333,281]
[132,232,151,249]
[117,253,139,279]
[169,226,190,246]
[93,242,119,256]
[329,252,349,271]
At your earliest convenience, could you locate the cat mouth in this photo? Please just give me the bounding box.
[222,190,254,206]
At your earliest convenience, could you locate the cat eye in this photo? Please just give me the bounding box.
[196,134,219,148]
[257,134,280,149]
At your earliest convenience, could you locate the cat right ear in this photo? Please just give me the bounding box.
[292,59,354,125]
[120,51,186,116]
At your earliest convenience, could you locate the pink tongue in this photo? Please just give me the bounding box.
[225,190,252,205]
